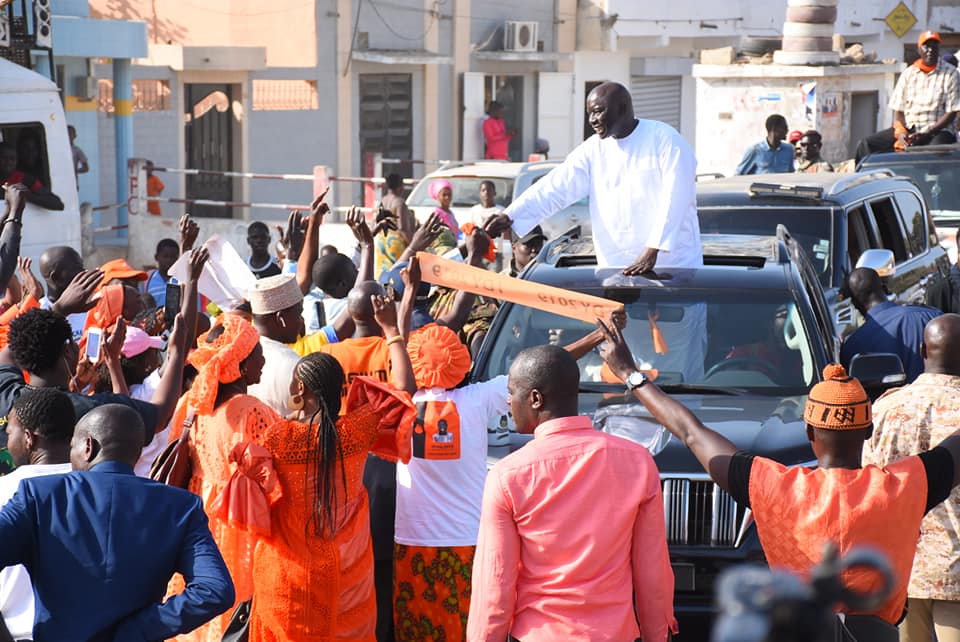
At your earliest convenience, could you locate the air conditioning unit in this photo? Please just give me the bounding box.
[75,76,98,100]
[503,21,538,53]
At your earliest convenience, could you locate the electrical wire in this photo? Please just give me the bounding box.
[344,0,364,77]
[367,0,439,42]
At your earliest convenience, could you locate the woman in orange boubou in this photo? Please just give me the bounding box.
[166,314,279,642]
[248,292,417,641]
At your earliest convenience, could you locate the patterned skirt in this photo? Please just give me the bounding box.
[393,543,476,642]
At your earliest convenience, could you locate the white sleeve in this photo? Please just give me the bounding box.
[470,375,510,420]
[504,144,592,237]
[645,129,697,252]
[888,72,908,112]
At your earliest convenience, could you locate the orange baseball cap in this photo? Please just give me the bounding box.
[918,30,941,46]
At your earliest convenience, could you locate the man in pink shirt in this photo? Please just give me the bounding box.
[483,101,514,160]
[468,345,676,642]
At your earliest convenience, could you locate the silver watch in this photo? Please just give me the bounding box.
[626,370,647,390]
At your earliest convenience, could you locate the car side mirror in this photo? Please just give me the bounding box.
[855,249,895,278]
[849,353,906,401]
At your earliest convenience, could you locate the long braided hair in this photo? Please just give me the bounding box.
[294,353,347,538]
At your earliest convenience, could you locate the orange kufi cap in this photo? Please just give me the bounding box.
[407,323,472,390]
[803,364,872,431]
[187,315,261,415]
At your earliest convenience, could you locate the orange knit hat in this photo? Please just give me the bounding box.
[407,323,472,390]
[803,364,872,431]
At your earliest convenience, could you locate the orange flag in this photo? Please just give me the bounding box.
[417,252,624,324]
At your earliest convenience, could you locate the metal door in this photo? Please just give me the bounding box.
[185,83,234,218]
[359,74,413,178]
[630,76,682,131]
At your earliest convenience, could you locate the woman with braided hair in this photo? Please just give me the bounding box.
[248,293,416,642]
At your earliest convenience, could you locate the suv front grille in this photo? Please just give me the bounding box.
[662,477,749,547]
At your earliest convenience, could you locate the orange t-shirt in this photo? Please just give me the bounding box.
[321,336,391,414]
[147,175,164,216]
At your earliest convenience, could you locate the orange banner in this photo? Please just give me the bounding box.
[417,252,624,323]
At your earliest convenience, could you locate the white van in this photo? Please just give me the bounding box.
[0,58,81,263]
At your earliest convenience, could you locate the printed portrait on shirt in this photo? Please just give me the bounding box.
[412,400,461,460]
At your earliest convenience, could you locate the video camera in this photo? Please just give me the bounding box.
[711,543,895,642]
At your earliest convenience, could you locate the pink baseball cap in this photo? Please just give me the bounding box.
[121,326,165,358]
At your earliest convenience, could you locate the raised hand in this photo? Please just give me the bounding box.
[371,293,399,335]
[347,206,374,247]
[101,318,127,363]
[278,209,308,261]
[408,212,446,254]
[51,269,104,316]
[482,212,512,238]
[187,246,210,283]
[597,316,638,382]
[178,214,199,253]
[4,184,28,222]
[400,254,421,291]
[311,187,331,223]
[465,227,492,265]
[17,257,43,302]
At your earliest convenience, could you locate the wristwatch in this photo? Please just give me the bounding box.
[625,370,648,390]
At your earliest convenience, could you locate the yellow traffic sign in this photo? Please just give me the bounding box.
[886,2,917,39]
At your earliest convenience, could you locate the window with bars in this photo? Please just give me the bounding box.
[252,80,319,111]
[97,79,171,113]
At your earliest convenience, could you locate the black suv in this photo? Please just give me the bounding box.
[858,144,960,261]
[477,230,835,614]
[697,171,953,336]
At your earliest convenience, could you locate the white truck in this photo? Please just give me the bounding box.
[0,58,81,264]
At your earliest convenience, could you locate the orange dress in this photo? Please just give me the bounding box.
[249,378,414,642]
[167,394,280,642]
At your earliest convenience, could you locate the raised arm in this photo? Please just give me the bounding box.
[0,186,27,296]
[346,205,376,283]
[597,318,738,491]
[180,247,209,353]
[101,318,130,395]
[397,256,420,339]
[296,190,329,295]
[148,313,187,435]
[397,212,445,264]
[485,147,591,238]
[434,229,490,333]
[372,293,416,395]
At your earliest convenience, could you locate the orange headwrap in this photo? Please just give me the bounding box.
[78,284,125,355]
[407,323,472,390]
[186,315,261,415]
[803,364,872,431]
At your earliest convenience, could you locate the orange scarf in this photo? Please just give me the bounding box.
[187,315,261,415]
[914,58,937,73]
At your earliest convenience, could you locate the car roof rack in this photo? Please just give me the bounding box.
[749,182,825,200]
[824,170,896,195]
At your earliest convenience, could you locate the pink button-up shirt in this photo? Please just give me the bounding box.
[467,415,676,642]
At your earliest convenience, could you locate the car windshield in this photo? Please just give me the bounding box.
[698,207,832,286]
[480,288,818,396]
[407,176,514,208]
[863,161,960,215]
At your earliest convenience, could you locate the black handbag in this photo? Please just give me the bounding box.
[149,410,195,489]
[220,598,252,642]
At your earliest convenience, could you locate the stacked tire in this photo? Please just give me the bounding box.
[773,0,840,65]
